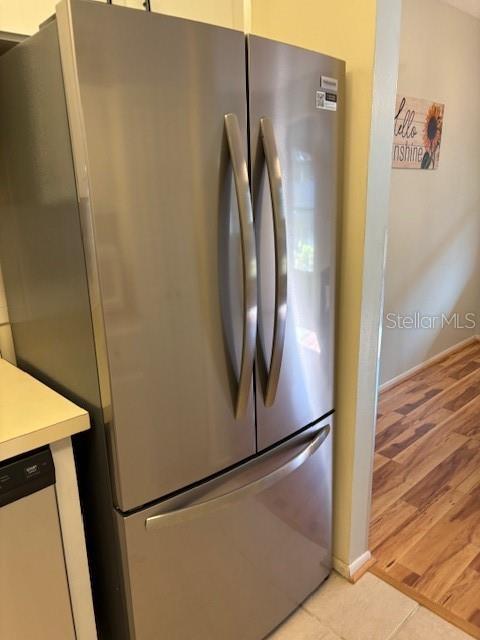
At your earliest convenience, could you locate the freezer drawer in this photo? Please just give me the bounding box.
[116,420,333,640]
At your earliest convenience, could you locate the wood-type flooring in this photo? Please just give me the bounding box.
[370,339,480,638]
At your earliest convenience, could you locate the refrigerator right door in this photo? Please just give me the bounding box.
[248,36,344,450]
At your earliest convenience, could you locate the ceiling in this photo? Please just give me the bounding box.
[440,0,480,19]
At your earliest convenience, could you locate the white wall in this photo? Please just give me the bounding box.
[380,0,480,384]
[347,0,401,568]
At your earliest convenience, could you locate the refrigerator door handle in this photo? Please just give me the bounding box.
[224,113,258,418]
[259,117,288,407]
[145,424,329,530]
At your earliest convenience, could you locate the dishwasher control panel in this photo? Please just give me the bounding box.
[0,447,55,507]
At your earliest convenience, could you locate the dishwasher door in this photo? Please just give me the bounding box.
[0,449,75,639]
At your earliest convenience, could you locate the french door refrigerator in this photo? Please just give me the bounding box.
[0,1,344,638]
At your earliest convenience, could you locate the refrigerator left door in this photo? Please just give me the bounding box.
[57,0,256,511]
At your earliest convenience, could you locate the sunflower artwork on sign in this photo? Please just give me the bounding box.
[421,103,444,169]
[392,96,445,170]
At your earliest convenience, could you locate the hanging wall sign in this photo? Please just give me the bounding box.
[392,95,445,169]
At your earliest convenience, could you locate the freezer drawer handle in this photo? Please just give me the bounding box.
[145,425,329,531]
[259,117,288,407]
[224,113,258,418]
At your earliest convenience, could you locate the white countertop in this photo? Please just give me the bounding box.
[0,358,90,461]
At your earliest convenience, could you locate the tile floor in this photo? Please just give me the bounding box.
[268,572,473,640]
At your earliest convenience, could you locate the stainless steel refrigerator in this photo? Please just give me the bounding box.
[0,1,343,638]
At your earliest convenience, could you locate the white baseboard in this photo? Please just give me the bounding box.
[333,551,372,581]
[379,335,480,393]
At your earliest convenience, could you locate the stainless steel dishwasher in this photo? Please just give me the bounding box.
[0,447,76,639]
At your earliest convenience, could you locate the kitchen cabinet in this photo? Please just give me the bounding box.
[0,0,244,36]
[0,0,105,36]
[112,0,147,9]
[150,0,244,29]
